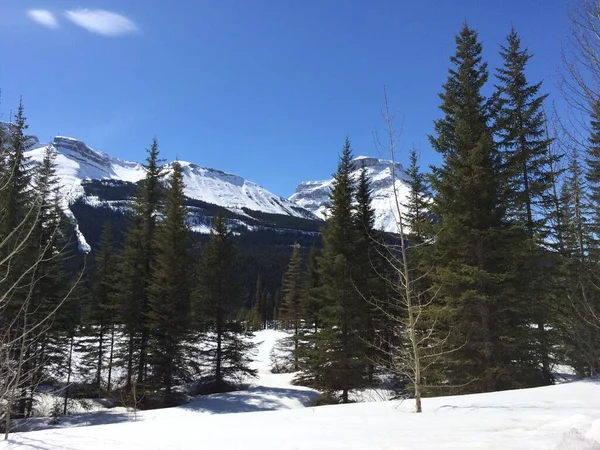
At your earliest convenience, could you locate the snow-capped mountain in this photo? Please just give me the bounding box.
[27,136,146,202]
[26,136,312,219]
[24,135,318,251]
[289,156,409,233]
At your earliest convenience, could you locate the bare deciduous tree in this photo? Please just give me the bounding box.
[360,90,454,413]
[559,0,600,366]
[560,0,600,118]
[0,150,82,440]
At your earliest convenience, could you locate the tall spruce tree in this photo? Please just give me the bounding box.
[148,162,193,397]
[1,104,43,419]
[195,211,256,391]
[301,246,322,336]
[299,139,368,402]
[404,149,432,242]
[560,147,600,376]
[29,146,77,411]
[429,24,530,392]
[353,164,384,382]
[496,28,557,384]
[117,138,164,390]
[279,244,305,370]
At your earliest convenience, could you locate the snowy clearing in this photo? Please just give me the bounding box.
[2,330,600,449]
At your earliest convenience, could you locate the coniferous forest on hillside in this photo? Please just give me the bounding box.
[3,17,600,435]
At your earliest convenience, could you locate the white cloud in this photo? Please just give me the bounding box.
[64,9,139,36]
[27,9,59,29]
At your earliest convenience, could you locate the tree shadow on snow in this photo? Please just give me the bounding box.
[4,434,82,450]
[11,410,135,433]
[180,386,320,415]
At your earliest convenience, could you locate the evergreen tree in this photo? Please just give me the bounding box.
[404,149,433,242]
[79,221,116,393]
[496,28,557,384]
[250,275,266,331]
[0,103,35,242]
[29,147,77,398]
[0,105,44,418]
[353,164,385,382]
[116,138,164,390]
[279,244,305,370]
[559,147,600,376]
[429,24,531,392]
[496,27,554,232]
[299,139,368,402]
[195,211,256,391]
[148,162,193,397]
[301,246,322,336]
[264,291,274,326]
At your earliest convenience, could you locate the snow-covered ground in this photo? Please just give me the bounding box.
[2,330,600,449]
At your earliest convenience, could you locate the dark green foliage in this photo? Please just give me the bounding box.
[429,24,538,392]
[495,27,558,385]
[195,211,257,391]
[279,244,305,370]
[559,147,600,376]
[0,113,80,421]
[29,146,79,389]
[0,107,66,419]
[78,221,117,393]
[353,164,387,382]
[404,150,433,242]
[301,246,322,335]
[115,138,164,390]
[298,139,369,402]
[148,162,194,395]
[496,27,555,232]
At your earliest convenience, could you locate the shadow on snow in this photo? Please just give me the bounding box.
[179,386,320,414]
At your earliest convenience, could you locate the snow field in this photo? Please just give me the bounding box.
[2,330,600,449]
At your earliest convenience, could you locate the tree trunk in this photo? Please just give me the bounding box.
[63,336,74,416]
[294,319,299,371]
[126,333,134,391]
[216,319,223,391]
[137,328,148,385]
[107,322,115,394]
[342,388,349,404]
[415,382,422,413]
[96,318,105,390]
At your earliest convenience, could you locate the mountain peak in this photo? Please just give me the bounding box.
[290,155,408,232]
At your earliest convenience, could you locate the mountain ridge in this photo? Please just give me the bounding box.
[23,134,319,251]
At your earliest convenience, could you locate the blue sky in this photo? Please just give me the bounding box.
[1,0,572,197]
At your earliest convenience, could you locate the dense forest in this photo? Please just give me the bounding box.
[2,17,600,434]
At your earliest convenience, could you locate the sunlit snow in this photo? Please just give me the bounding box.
[2,330,600,450]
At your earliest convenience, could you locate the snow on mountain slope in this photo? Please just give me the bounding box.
[290,156,409,233]
[26,136,145,203]
[171,161,315,219]
[25,136,313,219]
[23,135,317,250]
[25,137,146,252]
